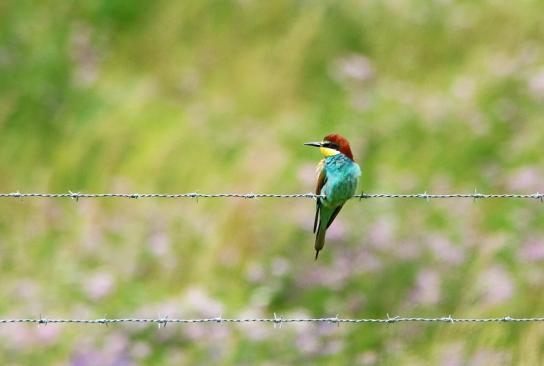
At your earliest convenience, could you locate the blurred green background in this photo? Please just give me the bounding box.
[1,0,544,364]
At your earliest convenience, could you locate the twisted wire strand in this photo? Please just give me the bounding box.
[1,192,543,201]
[1,316,543,326]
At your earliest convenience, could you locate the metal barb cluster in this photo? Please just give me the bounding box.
[1,316,544,326]
[1,192,544,201]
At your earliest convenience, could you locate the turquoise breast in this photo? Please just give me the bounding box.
[321,154,361,207]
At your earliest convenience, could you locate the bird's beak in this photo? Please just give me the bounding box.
[304,141,322,147]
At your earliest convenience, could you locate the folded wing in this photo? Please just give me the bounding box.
[313,160,326,233]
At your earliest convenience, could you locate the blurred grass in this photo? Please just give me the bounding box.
[1,0,544,364]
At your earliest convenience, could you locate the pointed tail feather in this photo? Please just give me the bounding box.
[313,204,342,260]
[314,222,327,260]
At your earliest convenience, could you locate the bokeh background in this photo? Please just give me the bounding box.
[1,0,544,364]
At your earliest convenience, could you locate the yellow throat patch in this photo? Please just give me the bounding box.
[319,146,340,157]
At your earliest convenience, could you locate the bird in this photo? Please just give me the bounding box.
[304,134,361,260]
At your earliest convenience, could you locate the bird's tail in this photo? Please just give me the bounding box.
[314,223,327,260]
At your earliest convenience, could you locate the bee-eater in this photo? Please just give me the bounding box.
[305,134,361,260]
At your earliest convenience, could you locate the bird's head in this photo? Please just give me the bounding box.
[304,134,354,160]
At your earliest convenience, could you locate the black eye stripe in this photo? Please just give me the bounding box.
[323,142,339,149]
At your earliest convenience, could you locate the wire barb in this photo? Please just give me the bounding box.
[443,315,454,323]
[273,313,283,329]
[155,313,169,329]
[68,190,81,202]
[386,314,399,323]
[330,314,340,327]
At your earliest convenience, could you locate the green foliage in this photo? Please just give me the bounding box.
[1,0,544,364]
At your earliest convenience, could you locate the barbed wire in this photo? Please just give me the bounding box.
[0,191,543,201]
[1,315,543,327]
